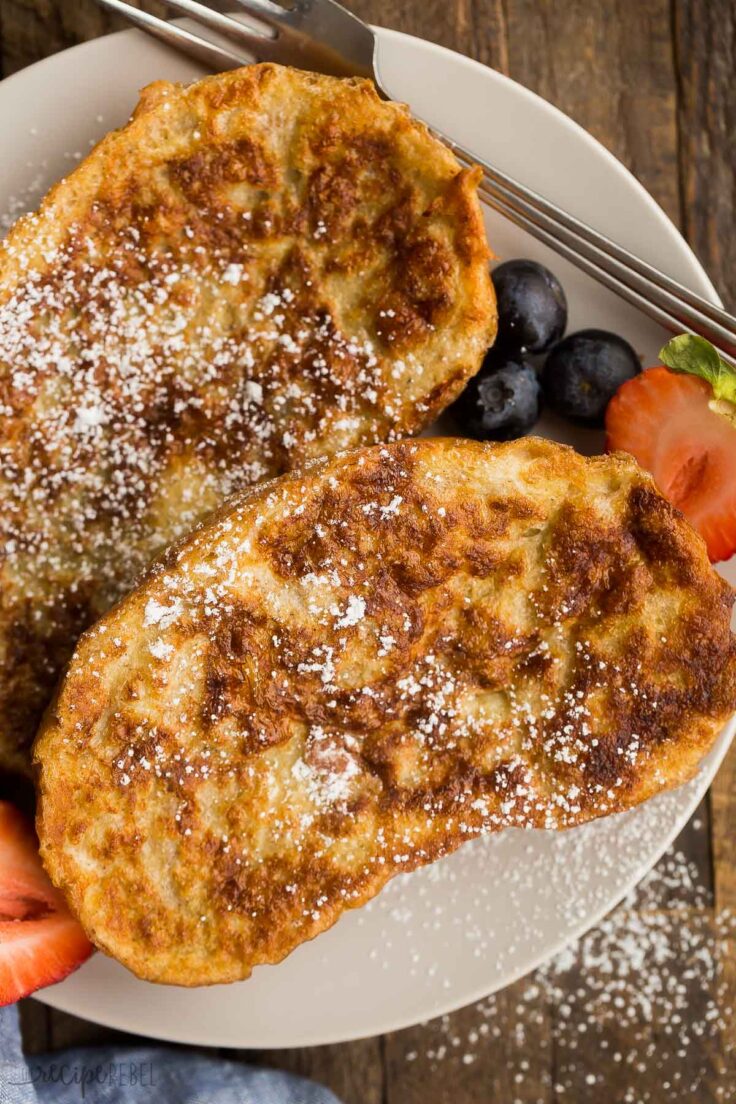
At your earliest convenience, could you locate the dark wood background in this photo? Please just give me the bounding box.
[1,1,734,1100]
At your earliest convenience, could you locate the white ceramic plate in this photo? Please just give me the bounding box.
[2,25,734,1049]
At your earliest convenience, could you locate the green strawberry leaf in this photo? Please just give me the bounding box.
[659,334,736,405]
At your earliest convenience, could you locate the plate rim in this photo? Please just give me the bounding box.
[4,22,731,1046]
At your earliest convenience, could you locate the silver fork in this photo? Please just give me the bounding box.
[96,0,736,366]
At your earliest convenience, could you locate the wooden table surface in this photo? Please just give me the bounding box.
[2,1,735,1100]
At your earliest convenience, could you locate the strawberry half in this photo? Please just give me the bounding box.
[606,365,736,563]
[0,802,93,1004]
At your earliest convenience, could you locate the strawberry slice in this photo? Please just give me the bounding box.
[605,365,736,563]
[0,802,93,1004]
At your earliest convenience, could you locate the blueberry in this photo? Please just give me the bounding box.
[492,259,567,353]
[542,329,641,425]
[452,351,541,441]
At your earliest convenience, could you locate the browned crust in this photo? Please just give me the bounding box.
[0,64,495,775]
[35,437,736,986]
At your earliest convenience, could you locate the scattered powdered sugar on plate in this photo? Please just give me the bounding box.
[289,769,730,1095]
[353,770,708,961]
[0,155,53,235]
[396,840,734,1100]
[0,171,48,234]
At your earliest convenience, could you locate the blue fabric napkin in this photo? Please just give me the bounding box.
[0,1005,342,1104]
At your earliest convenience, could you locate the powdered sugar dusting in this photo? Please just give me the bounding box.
[394,839,734,1100]
[143,597,183,630]
[0,161,417,761]
[333,595,366,629]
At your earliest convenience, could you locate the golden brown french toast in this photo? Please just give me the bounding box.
[0,63,494,775]
[35,438,736,986]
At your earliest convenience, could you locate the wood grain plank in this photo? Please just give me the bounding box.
[17,999,51,1055]
[713,920,736,1102]
[0,0,170,76]
[245,1039,384,1104]
[0,0,105,74]
[547,904,733,1101]
[672,0,736,312]
[383,983,553,1104]
[712,748,736,915]
[503,0,682,226]
[47,1009,151,1051]
[349,0,474,56]
[348,0,509,72]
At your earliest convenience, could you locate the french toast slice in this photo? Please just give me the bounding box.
[0,63,494,775]
[35,438,736,986]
